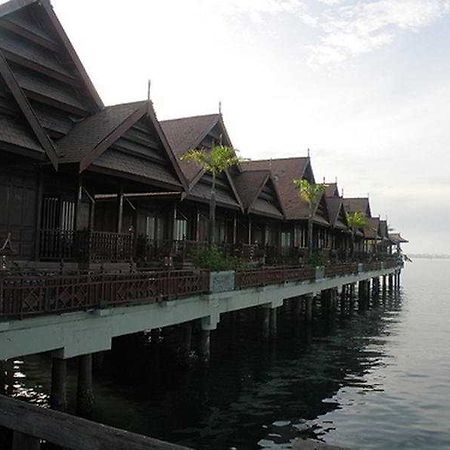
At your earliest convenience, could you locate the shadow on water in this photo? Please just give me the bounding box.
[7,288,406,449]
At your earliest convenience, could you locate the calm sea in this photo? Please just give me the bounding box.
[10,258,450,449]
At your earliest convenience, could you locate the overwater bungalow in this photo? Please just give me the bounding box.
[323,183,351,260]
[240,157,331,263]
[389,233,409,254]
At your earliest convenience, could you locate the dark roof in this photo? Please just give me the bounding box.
[0,114,43,153]
[343,197,371,217]
[364,217,380,239]
[241,158,315,221]
[161,114,219,183]
[93,149,181,189]
[232,170,283,219]
[325,197,348,230]
[187,181,240,210]
[379,220,389,240]
[58,101,146,164]
[324,183,339,198]
[389,233,409,244]
[232,170,269,210]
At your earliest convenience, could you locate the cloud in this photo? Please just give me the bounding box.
[308,0,450,66]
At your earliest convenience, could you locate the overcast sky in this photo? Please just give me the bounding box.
[42,1,450,253]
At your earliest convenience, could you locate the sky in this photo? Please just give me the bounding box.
[29,0,450,252]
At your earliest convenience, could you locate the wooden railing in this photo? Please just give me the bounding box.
[0,394,190,450]
[0,270,209,319]
[0,260,400,319]
[235,266,316,289]
[324,262,359,278]
[39,229,135,263]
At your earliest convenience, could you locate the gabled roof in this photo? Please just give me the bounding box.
[161,114,221,184]
[241,157,319,221]
[0,0,103,111]
[0,0,105,168]
[389,233,409,244]
[58,100,187,190]
[232,169,284,219]
[364,217,381,240]
[324,183,339,198]
[325,196,348,230]
[379,220,389,240]
[161,113,243,210]
[343,197,372,217]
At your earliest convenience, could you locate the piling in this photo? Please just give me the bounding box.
[262,307,270,339]
[270,308,278,337]
[199,329,211,363]
[50,357,67,412]
[305,295,313,321]
[76,354,94,418]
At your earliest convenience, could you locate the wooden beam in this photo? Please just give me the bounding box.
[0,394,190,450]
[0,19,61,52]
[117,185,124,233]
[0,50,58,168]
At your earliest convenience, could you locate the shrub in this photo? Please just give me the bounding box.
[192,246,243,271]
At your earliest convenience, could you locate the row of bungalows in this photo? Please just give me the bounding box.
[0,0,407,272]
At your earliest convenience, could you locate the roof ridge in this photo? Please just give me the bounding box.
[161,113,219,123]
[244,156,309,163]
[105,100,148,109]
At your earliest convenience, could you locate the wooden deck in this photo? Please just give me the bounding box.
[0,394,189,450]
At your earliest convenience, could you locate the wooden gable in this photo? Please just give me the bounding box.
[0,0,102,146]
[187,120,242,210]
[91,115,183,191]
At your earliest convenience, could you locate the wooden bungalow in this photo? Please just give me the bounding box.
[161,114,243,247]
[0,0,187,269]
[240,157,331,262]
[323,183,351,259]
[231,169,285,261]
[342,197,372,255]
[161,113,285,263]
[388,233,409,254]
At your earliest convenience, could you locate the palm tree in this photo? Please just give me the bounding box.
[293,179,325,256]
[346,211,369,257]
[181,145,241,245]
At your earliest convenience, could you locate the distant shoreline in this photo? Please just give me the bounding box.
[408,255,450,260]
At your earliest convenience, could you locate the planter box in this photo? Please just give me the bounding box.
[210,270,236,293]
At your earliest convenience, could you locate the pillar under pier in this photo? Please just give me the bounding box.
[76,354,94,418]
[305,295,313,322]
[270,307,278,337]
[50,357,67,412]
[262,306,270,339]
[199,330,211,363]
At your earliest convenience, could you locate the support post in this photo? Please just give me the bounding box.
[182,322,192,357]
[76,354,94,418]
[262,306,270,339]
[305,295,313,322]
[116,184,124,234]
[199,316,218,363]
[50,357,67,412]
[270,307,277,337]
[199,330,211,363]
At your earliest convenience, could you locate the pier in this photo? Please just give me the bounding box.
[0,259,402,448]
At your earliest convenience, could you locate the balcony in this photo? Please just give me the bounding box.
[39,229,135,263]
